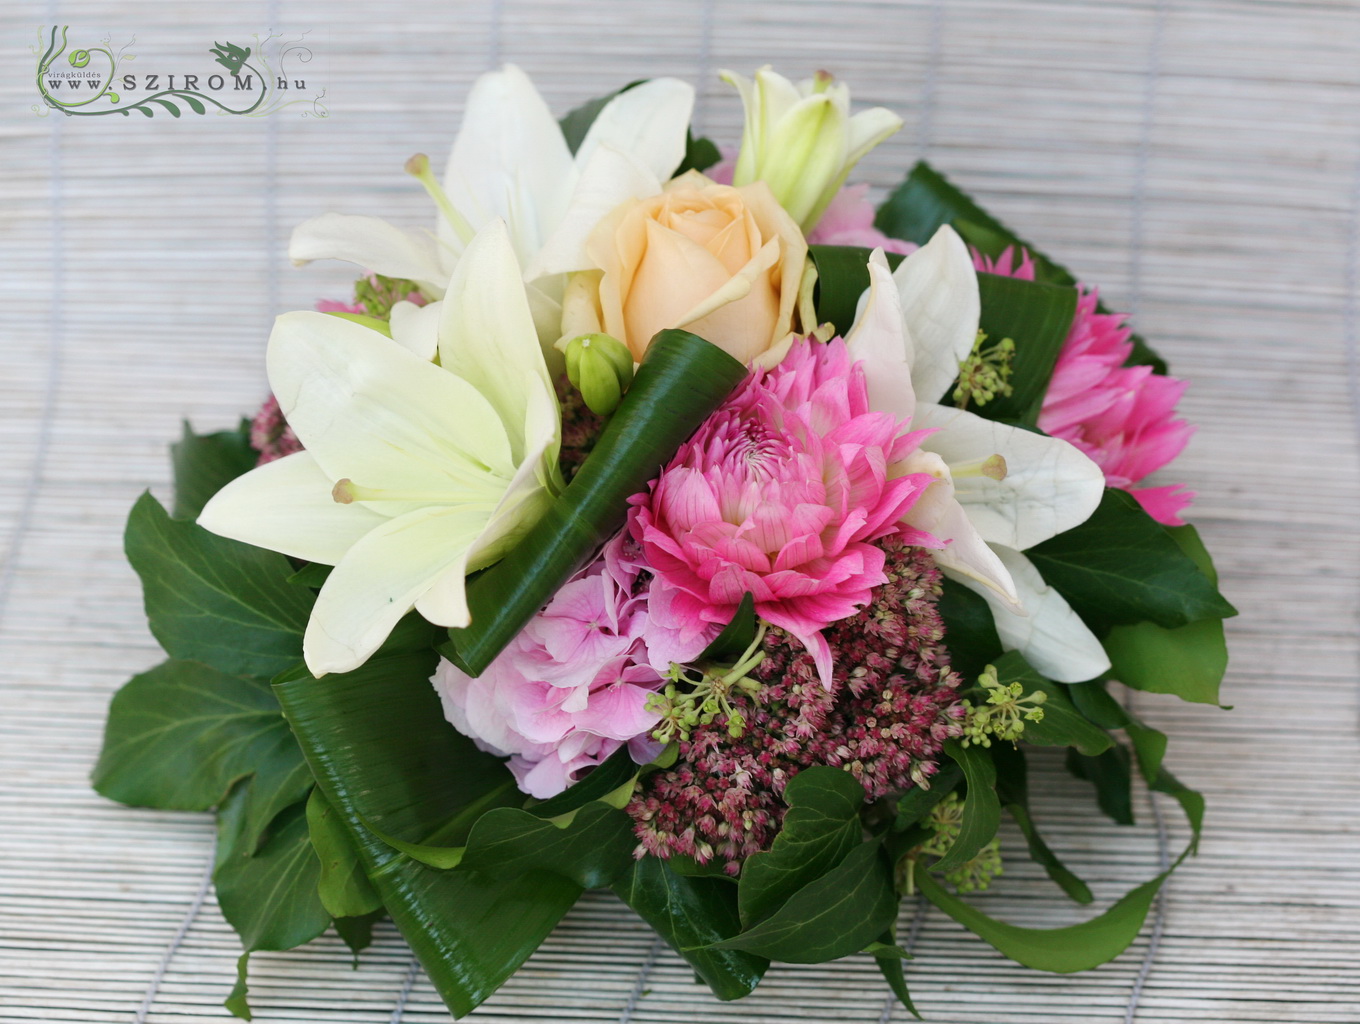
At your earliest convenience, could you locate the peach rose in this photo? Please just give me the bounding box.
[561,171,807,367]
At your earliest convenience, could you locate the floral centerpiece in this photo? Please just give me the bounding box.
[95,64,1234,1019]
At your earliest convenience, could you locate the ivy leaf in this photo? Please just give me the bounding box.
[124,492,314,678]
[938,579,1004,683]
[737,767,865,927]
[170,420,256,520]
[459,802,637,889]
[990,743,1093,904]
[306,788,381,919]
[707,842,899,963]
[614,856,768,1000]
[1026,489,1237,634]
[1067,744,1135,825]
[932,740,1000,874]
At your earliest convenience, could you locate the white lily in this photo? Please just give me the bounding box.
[845,229,1111,682]
[289,64,694,348]
[720,65,902,231]
[200,220,563,677]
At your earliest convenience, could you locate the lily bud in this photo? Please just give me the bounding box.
[720,65,902,231]
[564,333,634,416]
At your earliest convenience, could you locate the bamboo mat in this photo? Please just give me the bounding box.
[3,1,1359,1021]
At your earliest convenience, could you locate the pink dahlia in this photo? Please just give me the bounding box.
[628,337,937,688]
[431,534,714,799]
[975,248,1195,525]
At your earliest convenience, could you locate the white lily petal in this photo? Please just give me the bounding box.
[846,248,919,422]
[437,220,555,465]
[441,64,575,267]
[198,451,386,565]
[893,226,980,405]
[915,402,1105,550]
[288,213,445,291]
[306,504,493,674]
[844,106,905,168]
[268,311,516,491]
[575,77,694,185]
[388,299,441,360]
[949,546,1110,683]
[524,144,661,280]
[526,278,567,376]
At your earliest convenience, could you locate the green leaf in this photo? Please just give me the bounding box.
[990,743,1093,904]
[870,931,922,1019]
[557,80,644,154]
[614,856,768,1000]
[737,767,864,927]
[443,330,746,676]
[873,161,1167,373]
[286,561,332,589]
[916,858,1171,973]
[306,788,381,919]
[1067,745,1134,825]
[333,909,385,957]
[1026,489,1236,634]
[460,802,636,888]
[677,131,721,174]
[274,646,581,1018]
[92,659,308,833]
[154,97,181,117]
[971,274,1076,426]
[699,592,757,662]
[806,244,905,337]
[938,579,1004,682]
[124,492,314,678]
[1103,525,1231,706]
[989,651,1113,757]
[933,740,1000,874]
[708,841,899,963]
[895,761,962,828]
[183,93,206,114]
[170,420,256,520]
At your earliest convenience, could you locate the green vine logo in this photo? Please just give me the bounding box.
[32,26,328,119]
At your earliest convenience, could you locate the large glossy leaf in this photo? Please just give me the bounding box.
[737,767,864,927]
[806,244,905,337]
[460,802,637,888]
[990,743,1093,904]
[708,842,898,963]
[443,330,746,676]
[932,740,1000,874]
[917,856,1172,973]
[170,419,256,520]
[873,160,1167,373]
[1104,525,1230,705]
[92,659,310,844]
[275,644,581,1018]
[1026,489,1237,634]
[125,492,314,678]
[613,856,768,1000]
[972,273,1076,426]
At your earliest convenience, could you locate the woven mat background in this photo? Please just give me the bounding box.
[3,1,1359,1021]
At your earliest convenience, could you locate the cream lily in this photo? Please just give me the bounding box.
[721,65,902,231]
[200,220,563,677]
[289,64,694,347]
[845,231,1111,682]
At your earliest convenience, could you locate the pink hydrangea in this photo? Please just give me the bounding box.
[975,248,1195,525]
[431,534,715,799]
[806,183,917,254]
[628,337,937,688]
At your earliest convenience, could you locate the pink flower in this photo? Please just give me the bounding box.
[314,299,364,314]
[629,337,937,688]
[807,183,917,255]
[974,248,1195,525]
[432,535,714,799]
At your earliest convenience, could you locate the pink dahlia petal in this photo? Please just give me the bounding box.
[1128,483,1196,527]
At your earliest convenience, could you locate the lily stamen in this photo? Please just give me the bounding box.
[405,153,477,245]
[951,454,1008,481]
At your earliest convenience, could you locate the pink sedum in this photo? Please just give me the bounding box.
[432,534,714,799]
[629,337,937,688]
[975,247,1195,525]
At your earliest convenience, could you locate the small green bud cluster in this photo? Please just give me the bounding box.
[909,792,1004,893]
[953,330,1016,411]
[960,664,1046,748]
[564,333,635,416]
[646,626,767,743]
[353,274,425,320]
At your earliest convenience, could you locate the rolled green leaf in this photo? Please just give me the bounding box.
[932,740,1000,874]
[444,329,746,676]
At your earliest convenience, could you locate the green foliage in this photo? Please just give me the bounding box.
[990,743,1093,904]
[971,274,1077,426]
[932,741,1000,875]
[460,803,637,889]
[988,652,1113,757]
[169,419,256,520]
[806,244,905,336]
[443,329,746,675]
[306,789,382,919]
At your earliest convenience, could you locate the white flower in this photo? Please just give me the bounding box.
[846,230,1111,682]
[200,220,562,677]
[288,64,695,349]
[720,65,902,231]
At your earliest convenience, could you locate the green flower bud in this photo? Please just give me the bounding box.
[563,333,634,416]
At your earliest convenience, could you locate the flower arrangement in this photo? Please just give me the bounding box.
[95,64,1235,1019]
